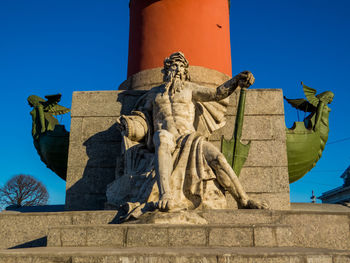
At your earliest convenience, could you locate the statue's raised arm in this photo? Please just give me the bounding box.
[191,71,255,102]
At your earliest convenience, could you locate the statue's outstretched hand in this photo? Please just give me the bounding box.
[236,71,255,88]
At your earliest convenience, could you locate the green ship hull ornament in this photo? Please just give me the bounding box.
[285,83,334,183]
[221,87,251,176]
[28,94,70,181]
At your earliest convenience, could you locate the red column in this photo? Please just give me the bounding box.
[128,0,232,77]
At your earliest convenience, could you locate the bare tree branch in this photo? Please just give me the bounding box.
[0,175,49,207]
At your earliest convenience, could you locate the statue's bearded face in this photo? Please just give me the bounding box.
[165,61,186,83]
[164,61,186,95]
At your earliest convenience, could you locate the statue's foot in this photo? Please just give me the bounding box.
[158,194,174,212]
[242,199,270,209]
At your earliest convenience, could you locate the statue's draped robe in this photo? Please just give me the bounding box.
[106,86,230,219]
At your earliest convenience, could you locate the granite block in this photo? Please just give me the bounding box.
[47,228,61,247]
[81,117,121,143]
[276,226,294,247]
[254,226,276,247]
[71,212,116,225]
[334,256,350,263]
[209,227,253,247]
[69,117,83,143]
[126,226,168,247]
[239,167,289,193]
[71,91,122,117]
[168,227,206,247]
[244,140,288,167]
[245,89,285,115]
[65,192,107,211]
[201,210,273,225]
[0,214,71,248]
[73,257,105,263]
[66,166,115,196]
[218,256,303,263]
[217,256,249,263]
[306,256,332,263]
[67,141,120,169]
[86,226,125,247]
[210,115,286,141]
[71,90,144,117]
[209,139,288,167]
[282,214,350,250]
[61,227,86,247]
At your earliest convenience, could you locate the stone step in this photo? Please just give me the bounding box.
[201,209,277,224]
[1,246,349,263]
[47,223,292,248]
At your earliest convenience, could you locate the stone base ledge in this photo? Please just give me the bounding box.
[1,206,350,250]
[0,246,349,263]
[47,223,292,248]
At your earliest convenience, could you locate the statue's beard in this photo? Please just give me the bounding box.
[165,71,184,95]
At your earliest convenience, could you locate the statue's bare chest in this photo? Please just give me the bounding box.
[153,88,195,133]
[154,89,193,111]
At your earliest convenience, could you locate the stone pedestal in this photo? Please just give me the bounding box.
[1,204,350,261]
[65,66,290,211]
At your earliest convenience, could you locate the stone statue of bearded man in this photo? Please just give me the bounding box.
[107,52,268,220]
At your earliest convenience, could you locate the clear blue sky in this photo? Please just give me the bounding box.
[1,0,349,207]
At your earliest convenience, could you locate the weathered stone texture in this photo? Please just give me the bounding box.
[67,142,120,169]
[0,213,70,249]
[244,140,288,167]
[244,89,285,115]
[66,167,115,194]
[1,251,347,263]
[306,256,333,263]
[200,209,274,225]
[47,223,294,249]
[239,167,290,193]
[61,227,86,247]
[81,117,121,143]
[0,210,118,249]
[209,115,285,141]
[65,192,106,212]
[253,225,292,247]
[280,213,350,250]
[209,227,253,247]
[87,227,125,247]
[126,226,168,247]
[334,256,350,263]
[217,256,304,263]
[168,227,207,247]
[71,91,121,117]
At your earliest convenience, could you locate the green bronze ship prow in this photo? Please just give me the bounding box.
[285,83,334,183]
[28,94,70,181]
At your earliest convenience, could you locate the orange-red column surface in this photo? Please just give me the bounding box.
[128,0,232,77]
